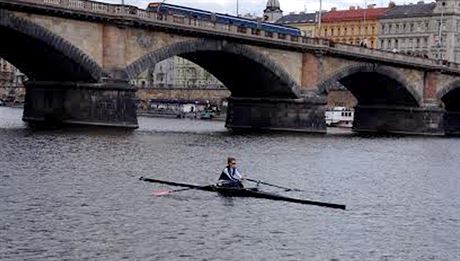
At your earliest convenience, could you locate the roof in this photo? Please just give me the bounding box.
[322,7,388,23]
[276,12,318,24]
[381,3,435,19]
[266,0,280,9]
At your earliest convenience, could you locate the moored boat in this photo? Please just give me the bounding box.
[325,106,354,128]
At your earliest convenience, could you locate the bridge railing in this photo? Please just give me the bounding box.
[10,0,460,71]
[332,42,460,69]
[332,42,437,65]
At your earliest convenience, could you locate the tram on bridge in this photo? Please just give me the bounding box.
[147,2,302,37]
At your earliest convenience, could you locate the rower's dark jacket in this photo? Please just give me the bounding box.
[219,166,242,182]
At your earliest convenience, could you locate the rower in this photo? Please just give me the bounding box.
[217,157,244,188]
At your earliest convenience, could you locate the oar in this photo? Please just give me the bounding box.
[140,177,215,196]
[245,178,304,192]
[153,187,195,196]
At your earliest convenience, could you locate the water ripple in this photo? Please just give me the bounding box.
[0,107,459,260]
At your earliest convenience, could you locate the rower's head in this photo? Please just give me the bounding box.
[227,157,237,168]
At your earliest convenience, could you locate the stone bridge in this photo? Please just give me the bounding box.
[2,0,460,135]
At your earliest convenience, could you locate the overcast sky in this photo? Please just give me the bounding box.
[100,0,418,16]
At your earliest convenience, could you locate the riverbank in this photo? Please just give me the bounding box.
[0,102,23,108]
[137,110,226,121]
[0,104,226,122]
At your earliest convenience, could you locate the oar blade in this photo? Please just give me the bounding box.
[153,187,195,196]
[152,189,173,196]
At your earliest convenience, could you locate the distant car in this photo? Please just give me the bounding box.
[0,100,4,106]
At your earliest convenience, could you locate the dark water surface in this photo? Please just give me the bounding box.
[1,107,459,261]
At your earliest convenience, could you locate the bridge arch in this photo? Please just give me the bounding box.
[318,64,422,107]
[125,40,300,98]
[437,80,460,111]
[0,10,105,82]
[438,80,460,135]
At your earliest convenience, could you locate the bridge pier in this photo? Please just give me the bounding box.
[353,104,444,135]
[23,80,138,128]
[225,96,327,133]
[444,112,460,136]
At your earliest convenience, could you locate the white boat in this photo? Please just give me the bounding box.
[325,107,354,128]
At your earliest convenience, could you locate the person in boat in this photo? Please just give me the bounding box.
[217,157,244,188]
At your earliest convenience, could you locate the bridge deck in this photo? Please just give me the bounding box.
[1,0,460,75]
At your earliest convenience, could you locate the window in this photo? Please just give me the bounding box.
[399,38,404,48]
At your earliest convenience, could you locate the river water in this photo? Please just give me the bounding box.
[0,106,459,261]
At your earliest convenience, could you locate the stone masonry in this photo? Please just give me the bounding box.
[2,0,460,134]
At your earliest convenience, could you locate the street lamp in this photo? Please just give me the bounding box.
[361,0,368,47]
[437,1,446,60]
[236,0,239,17]
[318,0,322,35]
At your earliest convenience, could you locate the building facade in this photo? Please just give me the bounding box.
[379,2,436,58]
[379,0,460,62]
[0,58,26,87]
[432,0,460,62]
[263,0,283,22]
[0,58,26,103]
[276,12,318,37]
[0,58,15,88]
[320,5,388,48]
[130,56,224,89]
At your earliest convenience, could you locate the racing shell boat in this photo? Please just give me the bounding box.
[139,177,346,210]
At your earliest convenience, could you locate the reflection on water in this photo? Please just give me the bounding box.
[0,107,459,260]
